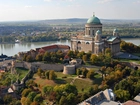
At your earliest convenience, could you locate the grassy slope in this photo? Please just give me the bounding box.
[33,71,102,93]
[15,67,29,80]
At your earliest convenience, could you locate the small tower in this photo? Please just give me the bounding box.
[11,60,16,74]
[94,30,104,54]
[113,29,120,38]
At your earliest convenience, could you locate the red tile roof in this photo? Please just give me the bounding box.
[42,45,58,51]
[123,101,140,105]
[0,70,5,73]
[37,45,70,53]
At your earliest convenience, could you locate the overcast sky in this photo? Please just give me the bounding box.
[0,0,140,21]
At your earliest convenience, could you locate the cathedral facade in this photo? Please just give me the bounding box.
[71,14,121,55]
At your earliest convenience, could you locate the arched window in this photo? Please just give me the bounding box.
[77,41,81,44]
[86,42,90,44]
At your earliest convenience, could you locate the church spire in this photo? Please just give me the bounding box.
[93,12,95,17]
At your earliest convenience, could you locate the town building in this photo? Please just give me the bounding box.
[78,89,120,105]
[71,14,121,55]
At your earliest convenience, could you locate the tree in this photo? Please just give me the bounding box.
[66,93,76,105]
[37,68,44,78]
[3,94,12,104]
[21,88,32,97]
[86,69,95,79]
[45,71,50,79]
[115,89,130,102]
[35,54,43,61]
[23,54,27,61]
[81,68,88,77]
[105,48,111,56]
[100,66,106,79]
[64,84,78,95]
[87,87,94,96]
[4,77,11,86]
[43,51,51,62]
[27,92,37,102]
[59,96,67,105]
[49,70,57,80]
[77,51,85,59]
[90,54,98,64]
[26,79,38,88]
[34,94,43,103]
[67,50,75,58]
[30,101,39,105]
[26,55,33,62]
[82,55,87,63]
[76,68,81,75]
[42,86,53,97]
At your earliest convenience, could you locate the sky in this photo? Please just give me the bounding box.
[0,0,140,21]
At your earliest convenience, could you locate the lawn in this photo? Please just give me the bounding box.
[33,71,102,93]
[15,67,29,81]
[72,78,94,93]
[117,59,140,64]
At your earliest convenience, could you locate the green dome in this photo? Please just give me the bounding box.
[87,15,101,24]
[96,30,101,35]
[113,29,118,32]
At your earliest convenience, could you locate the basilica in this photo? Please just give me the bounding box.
[71,14,121,55]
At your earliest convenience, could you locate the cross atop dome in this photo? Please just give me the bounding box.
[93,12,95,17]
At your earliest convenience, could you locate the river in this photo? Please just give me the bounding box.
[0,38,140,56]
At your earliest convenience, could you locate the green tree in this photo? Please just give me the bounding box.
[26,79,38,88]
[67,50,75,58]
[81,68,88,77]
[90,54,98,64]
[43,51,51,62]
[59,96,67,105]
[21,88,32,97]
[37,68,44,78]
[42,85,53,97]
[49,70,57,80]
[35,54,43,61]
[45,70,50,79]
[3,94,12,104]
[26,55,33,62]
[86,69,95,79]
[115,89,130,102]
[82,55,87,63]
[66,93,76,105]
[27,92,37,102]
[22,54,27,61]
[76,68,81,75]
[34,94,43,103]
[77,51,85,59]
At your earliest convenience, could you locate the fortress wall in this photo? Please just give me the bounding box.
[39,64,63,71]
[15,62,31,70]
[15,62,63,72]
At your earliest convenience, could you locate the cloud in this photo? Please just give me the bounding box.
[44,0,52,2]
[44,0,74,2]
[133,0,140,4]
[68,4,81,7]
[98,0,113,4]
[24,6,32,8]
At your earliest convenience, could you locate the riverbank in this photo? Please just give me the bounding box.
[0,39,140,56]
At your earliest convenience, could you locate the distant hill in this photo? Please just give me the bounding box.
[39,18,87,25]
[1,18,140,26]
[39,18,140,25]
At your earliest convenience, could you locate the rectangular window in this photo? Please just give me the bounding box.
[93,30,94,35]
[78,47,81,50]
